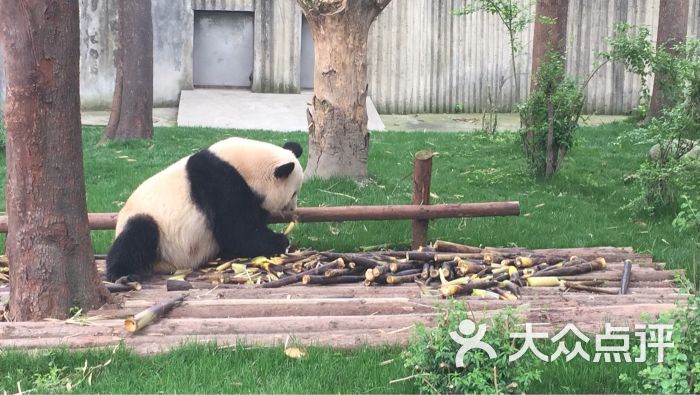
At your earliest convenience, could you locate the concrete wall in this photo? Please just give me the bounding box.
[152,1,193,106]
[79,0,117,110]
[2,0,700,114]
[365,0,695,114]
[78,0,192,109]
[252,0,301,93]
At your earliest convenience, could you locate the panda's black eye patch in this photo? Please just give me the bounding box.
[283,142,303,158]
[274,162,295,179]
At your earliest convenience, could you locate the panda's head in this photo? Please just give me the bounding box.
[208,138,304,214]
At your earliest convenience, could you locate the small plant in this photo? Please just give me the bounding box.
[519,50,584,178]
[24,355,113,393]
[453,103,465,113]
[482,85,499,135]
[619,293,700,394]
[674,195,700,284]
[401,301,542,394]
[453,0,532,108]
[599,24,655,118]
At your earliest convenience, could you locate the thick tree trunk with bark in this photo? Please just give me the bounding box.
[527,0,569,178]
[102,0,153,142]
[298,0,391,180]
[647,0,688,120]
[0,0,110,320]
[530,0,568,92]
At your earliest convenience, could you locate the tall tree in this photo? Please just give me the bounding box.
[298,0,392,180]
[530,0,568,92]
[0,0,110,320]
[526,0,569,178]
[647,0,688,120]
[102,0,153,142]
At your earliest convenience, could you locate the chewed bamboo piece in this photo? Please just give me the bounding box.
[124,295,186,333]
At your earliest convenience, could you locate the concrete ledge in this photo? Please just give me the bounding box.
[176,88,385,131]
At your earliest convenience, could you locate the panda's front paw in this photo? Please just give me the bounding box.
[271,232,290,254]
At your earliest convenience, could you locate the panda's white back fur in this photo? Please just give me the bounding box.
[115,137,302,271]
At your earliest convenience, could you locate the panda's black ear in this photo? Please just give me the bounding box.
[283,142,303,158]
[274,162,295,179]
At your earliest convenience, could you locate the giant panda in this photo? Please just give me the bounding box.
[105,137,304,282]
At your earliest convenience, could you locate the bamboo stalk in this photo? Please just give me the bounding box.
[620,260,632,295]
[433,240,482,253]
[420,263,430,280]
[258,258,344,288]
[386,272,420,285]
[561,281,620,295]
[302,275,365,285]
[389,261,422,273]
[439,280,497,298]
[372,265,390,279]
[324,268,354,277]
[367,269,421,286]
[530,258,607,278]
[124,295,186,333]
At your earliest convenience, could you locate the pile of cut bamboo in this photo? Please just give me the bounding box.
[149,240,630,300]
[0,255,7,284]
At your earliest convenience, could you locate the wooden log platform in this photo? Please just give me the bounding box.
[0,247,688,355]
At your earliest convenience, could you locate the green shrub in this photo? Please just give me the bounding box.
[620,293,700,394]
[401,302,542,394]
[519,50,584,178]
[0,116,5,151]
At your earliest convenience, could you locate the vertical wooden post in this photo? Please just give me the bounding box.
[411,150,435,249]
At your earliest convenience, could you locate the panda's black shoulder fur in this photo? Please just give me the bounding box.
[186,149,289,259]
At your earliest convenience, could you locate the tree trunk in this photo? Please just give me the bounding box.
[0,0,110,320]
[298,0,392,180]
[530,0,569,92]
[101,0,153,142]
[545,97,555,177]
[646,0,688,120]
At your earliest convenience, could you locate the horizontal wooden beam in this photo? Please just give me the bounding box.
[0,201,520,233]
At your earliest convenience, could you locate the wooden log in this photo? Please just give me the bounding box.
[0,202,521,233]
[620,260,632,295]
[165,279,251,291]
[124,295,186,333]
[87,290,689,321]
[411,150,434,249]
[0,328,417,354]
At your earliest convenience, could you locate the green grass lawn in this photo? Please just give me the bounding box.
[0,122,696,394]
[2,122,689,276]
